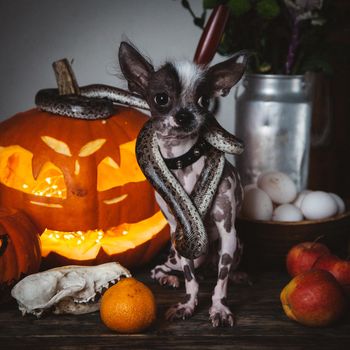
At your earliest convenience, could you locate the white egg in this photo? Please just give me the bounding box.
[328,193,346,215]
[257,171,297,204]
[293,190,312,208]
[241,188,273,221]
[272,204,304,222]
[300,191,338,220]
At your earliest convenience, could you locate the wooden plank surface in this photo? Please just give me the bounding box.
[1,268,349,350]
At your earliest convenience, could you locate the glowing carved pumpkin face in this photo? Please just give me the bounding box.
[0,107,168,267]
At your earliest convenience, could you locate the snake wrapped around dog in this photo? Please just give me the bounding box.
[136,119,226,258]
[35,85,244,258]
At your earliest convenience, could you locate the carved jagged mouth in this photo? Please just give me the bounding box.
[40,211,168,260]
[29,194,128,208]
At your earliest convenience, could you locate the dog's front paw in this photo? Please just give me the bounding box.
[165,300,196,321]
[209,303,235,327]
[151,268,180,288]
[159,275,180,288]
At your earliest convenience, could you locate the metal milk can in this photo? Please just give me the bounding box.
[235,74,315,191]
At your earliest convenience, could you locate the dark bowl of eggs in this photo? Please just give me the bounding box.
[237,171,350,270]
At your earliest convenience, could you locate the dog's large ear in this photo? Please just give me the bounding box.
[118,42,154,96]
[206,51,250,97]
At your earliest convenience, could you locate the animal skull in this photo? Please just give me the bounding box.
[11,262,131,317]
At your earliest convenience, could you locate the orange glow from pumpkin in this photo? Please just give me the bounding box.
[40,211,168,260]
[0,138,146,198]
[0,140,169,262]
[0,108,170,268]
[97,139,145,191]
[0,145,67,199]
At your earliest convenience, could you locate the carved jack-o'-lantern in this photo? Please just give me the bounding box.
[0,106,169,268]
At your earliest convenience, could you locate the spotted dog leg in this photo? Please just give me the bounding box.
[151,193,182,288]
[209,237,237,327]
[165,258,199,321]
[151,247,181,288]
[228,238,253,286]
[209,171,242,327]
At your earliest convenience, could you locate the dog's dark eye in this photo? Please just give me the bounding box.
[197,96,211,109]
[154,93,170,106]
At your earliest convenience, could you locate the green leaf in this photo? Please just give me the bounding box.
[203,0,221,9]
[227,0,252,17]
[256,0,280,20]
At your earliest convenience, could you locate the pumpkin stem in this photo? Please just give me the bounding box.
[52,59,80,95]
[0,234,9,257]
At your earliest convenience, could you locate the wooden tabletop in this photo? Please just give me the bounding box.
[1,267,350,350]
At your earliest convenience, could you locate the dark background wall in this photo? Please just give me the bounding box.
[308,0,350,198]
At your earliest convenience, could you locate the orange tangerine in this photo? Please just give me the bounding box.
[100,277,156,333]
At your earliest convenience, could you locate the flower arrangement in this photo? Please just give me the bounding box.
[181,0,333,74]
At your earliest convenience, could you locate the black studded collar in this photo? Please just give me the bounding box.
[162,138,210,170]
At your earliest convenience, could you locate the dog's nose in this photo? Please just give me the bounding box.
[175,110,194,128]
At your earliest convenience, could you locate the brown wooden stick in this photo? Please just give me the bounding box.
[52,58,80,95]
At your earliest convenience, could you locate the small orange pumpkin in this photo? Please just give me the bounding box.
[0,208,41,302]
[0,107,169,268]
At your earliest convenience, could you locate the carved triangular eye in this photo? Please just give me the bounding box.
[41,136,72,156]
[97,139,145,192]
[78,139,106,157]
[0,145,67,199]
[100,156,119,169]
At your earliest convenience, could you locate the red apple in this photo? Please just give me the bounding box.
[286,242,330,277]
[280,269,347,327]
[314,254,350,297]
